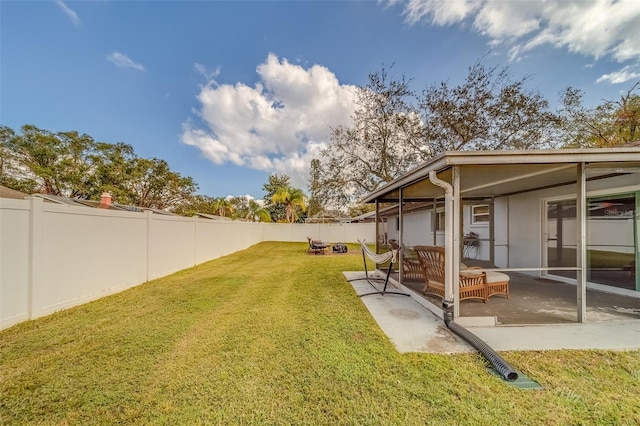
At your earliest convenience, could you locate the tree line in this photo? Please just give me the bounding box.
[311,62,639,208]
[1,125,197,210]
[0,124,305,222]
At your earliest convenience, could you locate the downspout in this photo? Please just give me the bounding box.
[429,170,518,382]
[428,171,455,302]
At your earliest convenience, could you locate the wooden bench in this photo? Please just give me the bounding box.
[414,245,508,303]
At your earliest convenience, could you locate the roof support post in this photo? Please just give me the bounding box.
[576,163,587,322]
[398,187,404,283]
[375,199,380,253]
[489,197,495,267]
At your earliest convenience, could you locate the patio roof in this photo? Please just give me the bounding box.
[363,148,640,203]
[363,147,640,323]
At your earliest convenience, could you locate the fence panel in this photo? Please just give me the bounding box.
[36,202,148,319]
[260,222,375,245]
[0,199,31,329]
[148,214,197,280]
[0,200,374,330]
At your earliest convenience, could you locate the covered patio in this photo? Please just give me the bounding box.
[364,148,640,324]
[396,272,640,325]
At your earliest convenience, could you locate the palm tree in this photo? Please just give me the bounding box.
[213,197,233,217]
[271,187,306,223]
[245,199,272,222]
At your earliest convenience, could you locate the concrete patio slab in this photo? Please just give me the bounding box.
[345,271,640,353]
[344,271,473,354]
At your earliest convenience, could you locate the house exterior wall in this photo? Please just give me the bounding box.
[386,174,638,274]
[506,191,544,273]
[461,199,509,265]
[0,198,375,330]
[386,209,445,247]
[387,204,503,262]
[403,210,433,246]
[507,173,640,276]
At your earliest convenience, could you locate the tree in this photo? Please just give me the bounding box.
[172,194,219,216]
[84,142,138,202]
[1,124,79,196]
[271,186,307,223]
[1,126,38,193]
[227,196,271,222]
[419,61,559,153]
[212,197,233,217]
[307,158,324,218]
[262,174,290,221]
[1,124,199,210]
[348,203,375,218]
[246,199,272,222]
[126,158,197,210]
[317,66,427,206]
[559,81,639,147]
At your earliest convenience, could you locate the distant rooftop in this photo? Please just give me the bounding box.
[0,185,29,200]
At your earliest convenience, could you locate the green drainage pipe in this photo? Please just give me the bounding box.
[443,300,518,382]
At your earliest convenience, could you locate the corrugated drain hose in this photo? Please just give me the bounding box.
[443,300,518,382]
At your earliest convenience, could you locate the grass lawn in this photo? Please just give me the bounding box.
[1,242,639,425]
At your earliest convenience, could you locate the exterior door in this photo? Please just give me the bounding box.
[586,194,637,291]
[545,199,577,280]
[544,194,639,291]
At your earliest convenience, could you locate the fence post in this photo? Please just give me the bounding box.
[193,216,198,267]
[28,197,44,320]
[145,210,152,282]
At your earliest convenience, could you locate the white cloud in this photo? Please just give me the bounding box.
[107,52,146,72]
[182,54,356,189]
[56,1,80,27]
[393,0,640,64]
[596,65,640,85]
[194,63,221,82]
[396,0,481,26]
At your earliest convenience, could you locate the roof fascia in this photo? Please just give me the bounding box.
[363,148,640,203]
[363,155,448,203]
[442,148,640,165]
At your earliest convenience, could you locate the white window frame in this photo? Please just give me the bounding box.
[435,210,445,231]
[471,204,490,225]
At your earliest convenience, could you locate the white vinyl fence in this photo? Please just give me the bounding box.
[0,197,374,330]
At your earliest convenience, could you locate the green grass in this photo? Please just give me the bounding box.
[1,242,639,425]
[548,247,635,268]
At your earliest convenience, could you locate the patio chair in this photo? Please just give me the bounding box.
[307,237,328,255]
[414,245,488,302]
[388,239,424,281]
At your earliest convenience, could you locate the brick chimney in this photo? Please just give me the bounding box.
[99,192,112,209]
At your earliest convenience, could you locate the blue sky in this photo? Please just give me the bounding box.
[2,1,639,201]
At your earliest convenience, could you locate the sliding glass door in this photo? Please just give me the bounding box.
[586,194,637,291]
[544,193,638,291]
[545,199,577,280]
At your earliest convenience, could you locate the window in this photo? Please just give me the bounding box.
[471,204,489,224]
[436,211,445,231]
